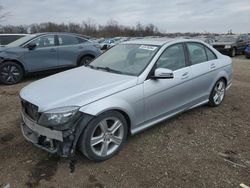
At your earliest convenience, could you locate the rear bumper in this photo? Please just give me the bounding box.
[21,111,93,157]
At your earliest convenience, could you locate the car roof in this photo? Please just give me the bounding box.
[122,38,208,46]
[0,33,27,36]
[32,32,91,39]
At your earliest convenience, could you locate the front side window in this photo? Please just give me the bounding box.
[89,44,159,76]
[156,43,186,71]
[186,43,207,65]
[31,35,55,48]
[58,35,79,46]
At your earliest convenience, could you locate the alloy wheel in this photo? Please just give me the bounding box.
[90,117,124,157]
[213,80,226,105]
[0,64,22,84]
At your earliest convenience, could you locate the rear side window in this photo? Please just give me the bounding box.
[186,43,207,65]
[156,43,186,71]
[58,35,80,46]
[205,47,217,61]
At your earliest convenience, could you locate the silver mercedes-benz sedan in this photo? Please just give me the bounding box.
[20,38,232,161]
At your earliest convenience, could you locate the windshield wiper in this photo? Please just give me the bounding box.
[95,66,123,74]
[85,64,95,69]
[85,65,124,74]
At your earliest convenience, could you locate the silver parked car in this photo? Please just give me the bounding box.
[20,38,232,161]
[0,32,101,84]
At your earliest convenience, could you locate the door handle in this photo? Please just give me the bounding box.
[181,72,189,79]
[210,63,216,69]
[50,48,56,52]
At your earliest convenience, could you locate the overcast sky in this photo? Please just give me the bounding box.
[1,0,250,33]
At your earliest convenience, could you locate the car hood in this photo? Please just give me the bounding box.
[20,67,138,112]
[0,46,7,52]
[0,46,22,54]
[212,42,235,46]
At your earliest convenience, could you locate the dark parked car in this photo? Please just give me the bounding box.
[0,33,102,84]
[0,34,26,46]
[245,45,250,59]
[212,34,250,57]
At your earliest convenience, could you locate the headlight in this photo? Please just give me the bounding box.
[38,106,80,126]
[225,45,231,49]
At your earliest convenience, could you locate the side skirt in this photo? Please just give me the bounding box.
[131,99,209,135]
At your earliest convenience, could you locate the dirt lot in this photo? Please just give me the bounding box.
[0,57,250,188]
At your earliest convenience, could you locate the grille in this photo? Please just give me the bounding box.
[21,100,40,121]
[213,45,225,49]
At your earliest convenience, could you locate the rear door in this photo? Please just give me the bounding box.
[57,34,87,67]
[24,34,58,72]
[185,42,218,103]
[143,43,193,122]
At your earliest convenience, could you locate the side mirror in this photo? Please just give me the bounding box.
[27,43,37,50]
[152,68,174,79]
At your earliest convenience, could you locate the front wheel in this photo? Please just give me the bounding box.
[209,79,226,107]
[79,56,94,66]
[0,61,24,85]
[78,111,128,161]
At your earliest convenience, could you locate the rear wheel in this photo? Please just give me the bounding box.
[209,79,226,107]
[79,56,94,66]
[0,61,24,85]
[78,111,128,161]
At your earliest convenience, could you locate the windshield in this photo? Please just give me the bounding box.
[89,44,159,76]
[6,34,37,47]
[217,36,237,42]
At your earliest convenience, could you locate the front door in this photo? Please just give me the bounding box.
[143,43,193,123]
[24,35,58,72]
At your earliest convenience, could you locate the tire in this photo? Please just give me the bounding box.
[230,48,236,57]
[0,61,24,85]
[101,45,107,51]
[209,79,226,107]
[79,56,94,66]
[78,111,128,161]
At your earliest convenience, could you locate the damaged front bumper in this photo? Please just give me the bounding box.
[21,111,93,157]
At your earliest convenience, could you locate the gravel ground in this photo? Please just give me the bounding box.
[0,56,250,188]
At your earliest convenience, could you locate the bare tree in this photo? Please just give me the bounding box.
[82,18,97,36]
[0,5,9,22]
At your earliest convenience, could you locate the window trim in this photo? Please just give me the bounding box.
[146,42,188,80]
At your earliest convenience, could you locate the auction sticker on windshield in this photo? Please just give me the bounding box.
[139,45,157,51]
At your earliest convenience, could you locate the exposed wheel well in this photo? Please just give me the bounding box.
[219,77,227,86]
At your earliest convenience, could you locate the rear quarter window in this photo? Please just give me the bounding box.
[205,46,217,61]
